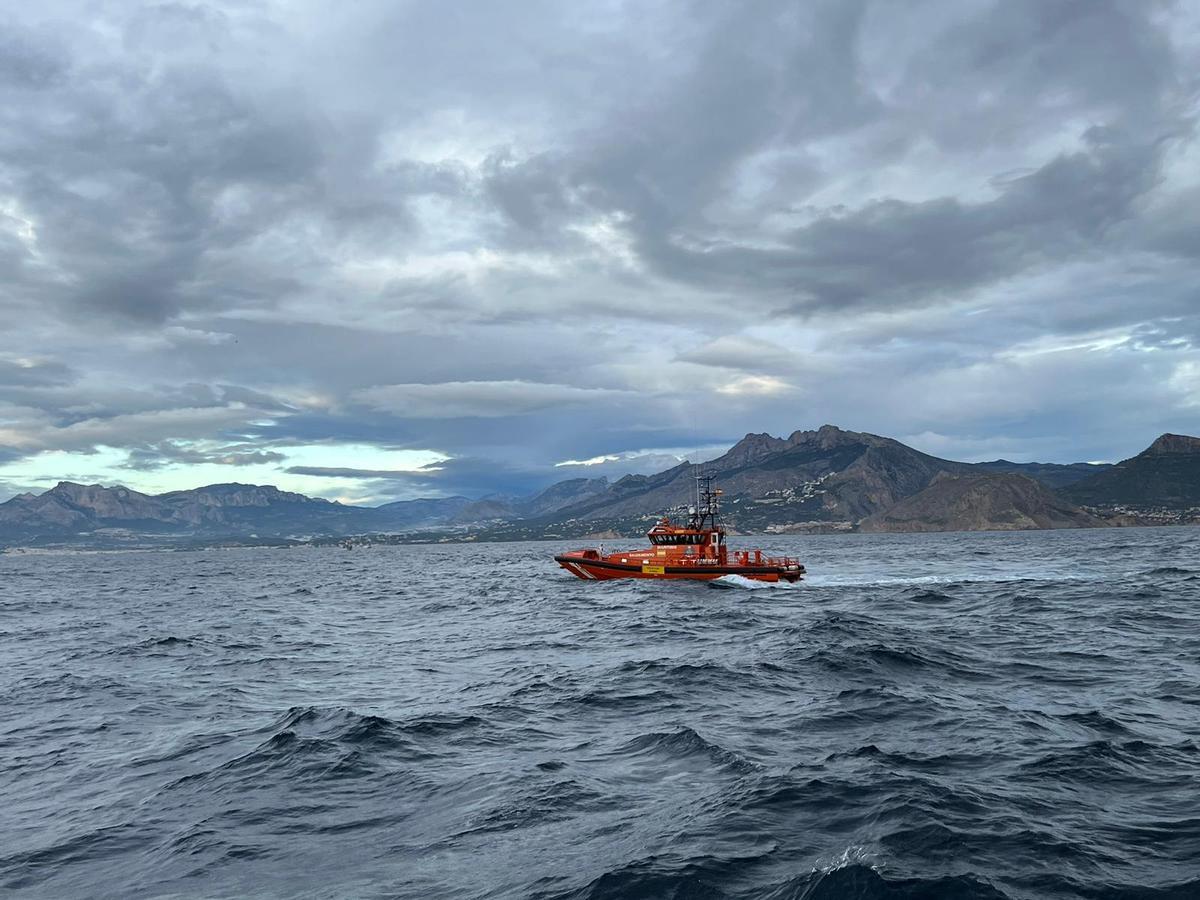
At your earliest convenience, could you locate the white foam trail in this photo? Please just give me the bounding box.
[708,574,798,590]
[804,572,1100,588]
[804,574,957,587]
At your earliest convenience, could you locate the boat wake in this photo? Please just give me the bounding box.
[708,574,798,590]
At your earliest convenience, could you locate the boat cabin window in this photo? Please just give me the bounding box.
[649,533,707,545]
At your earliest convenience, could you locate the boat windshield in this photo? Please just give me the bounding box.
[649,533,706,545]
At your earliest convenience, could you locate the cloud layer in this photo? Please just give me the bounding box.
[1,0,1198,501]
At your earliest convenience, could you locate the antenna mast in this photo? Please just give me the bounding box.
[688,469,722,531]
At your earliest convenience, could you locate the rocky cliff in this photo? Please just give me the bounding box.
[859,473,1107,533]
[1062,433,1200,512]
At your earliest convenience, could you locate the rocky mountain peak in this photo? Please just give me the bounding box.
[48,480,89,495]
[721,432,788,467]
[167,483,321,507]
[32,481,165,522]
[49,481,141,502]
[1145,433,1200,455]
[785,424,875,450]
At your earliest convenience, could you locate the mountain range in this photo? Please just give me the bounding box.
[2,426,1198,548]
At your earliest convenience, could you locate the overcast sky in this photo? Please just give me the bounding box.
[1,0,1198,504]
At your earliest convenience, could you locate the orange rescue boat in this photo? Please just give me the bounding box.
[555,475,805,583]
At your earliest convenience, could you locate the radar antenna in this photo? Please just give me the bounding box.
[687,470,723,531]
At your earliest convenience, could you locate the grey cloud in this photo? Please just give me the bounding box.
[774,129,1164,309]
[292,457,569,500]
[676,336,809,375]
[285,466,414,480]
[483,151,575,237]
[353,381,635,419]
[549,117,1173,314]
[400,456,562,498]
[4,405,276,456]
[123,442,287,471]
[0,359,76,388]
[472,0,1187,317]
[0,379,294,467]
[0,24,69,90]
[894,0,1179,134]
[0,0,1197,493]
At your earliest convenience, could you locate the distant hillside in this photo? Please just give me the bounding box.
[1062,434,1200,512]
[859,473,1107,533]
[972,459,1112,489]
[538,425,973,532]
[481,427,1199,538]
[451,477,610,523]
[374,496,472,529]
[3,427,1197,547]
[0,482,367,544]
[0,475,614,547]
[0,482,179,540]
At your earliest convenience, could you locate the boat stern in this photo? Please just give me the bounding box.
[781,564,806,583]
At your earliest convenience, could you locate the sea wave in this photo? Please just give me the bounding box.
[3,530,1200,898]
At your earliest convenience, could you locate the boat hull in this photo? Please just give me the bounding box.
[554,553,803,583]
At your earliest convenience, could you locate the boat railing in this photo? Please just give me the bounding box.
[732,550,803,568]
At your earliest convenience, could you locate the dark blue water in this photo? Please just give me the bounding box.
[3,528,1200,899]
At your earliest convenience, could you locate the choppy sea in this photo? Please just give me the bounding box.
[2,527,1199,899]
